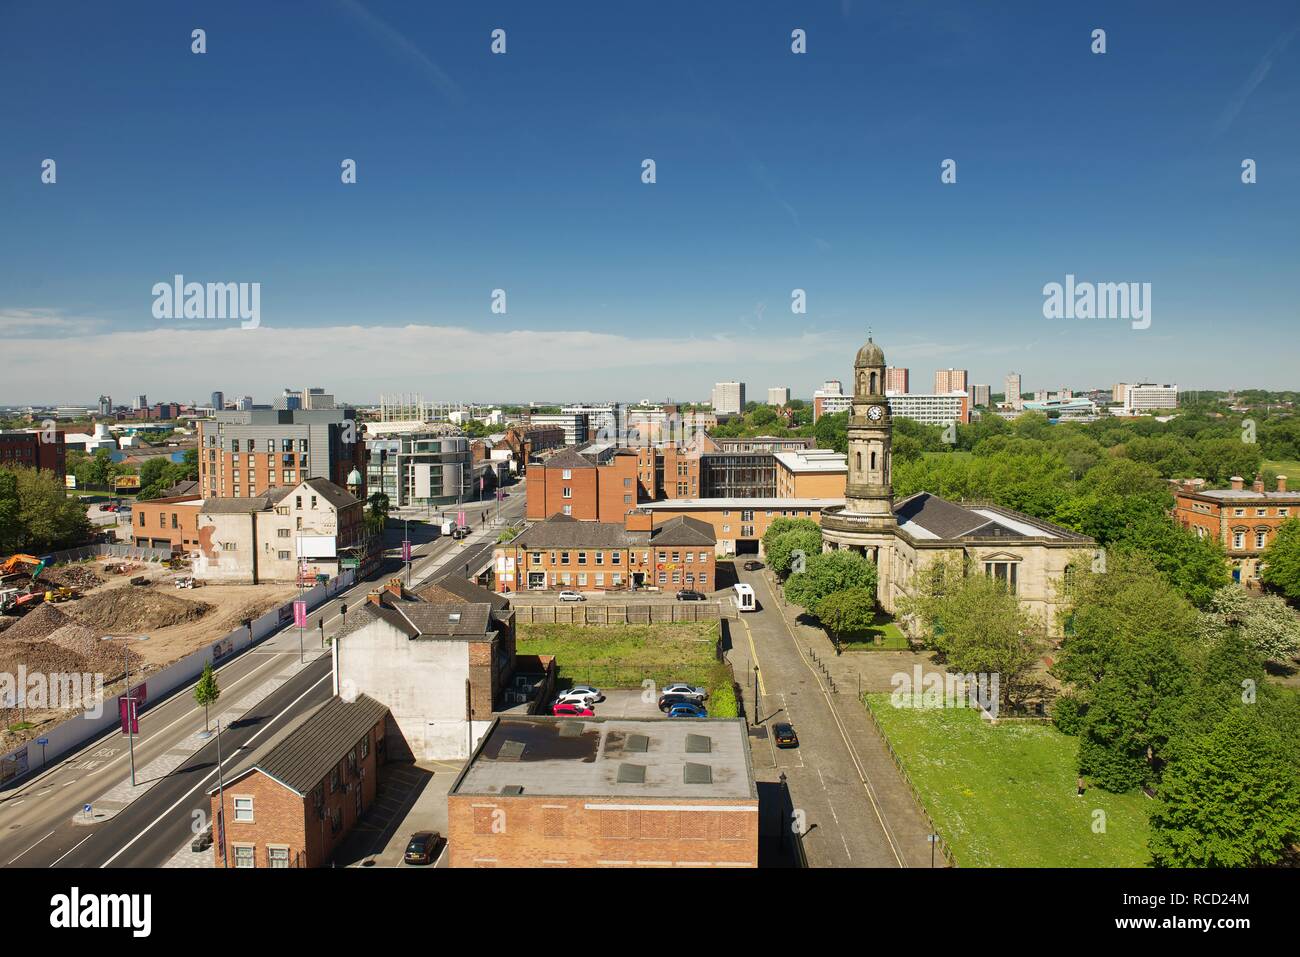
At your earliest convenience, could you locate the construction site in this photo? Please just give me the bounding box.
[0,552,297,752]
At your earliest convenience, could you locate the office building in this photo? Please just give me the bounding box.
[211,391,224,414]
[526,444,640,521]
[1004,373,1023,410]
[969,384,991,408]
[710,381,746,415]
[364,432,474,507]
[1119,383,1178,413]
[529,413,590,446]
[766,386,791,407]
[812,380,853,422]
[886,392,971,427]
[97,395,113,416]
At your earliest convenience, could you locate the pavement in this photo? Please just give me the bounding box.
[726,565,941,868]
[0,487,529,869]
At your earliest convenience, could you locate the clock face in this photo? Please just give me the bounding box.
[867,404,884,422]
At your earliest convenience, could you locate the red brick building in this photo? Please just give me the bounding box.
[129,495,202,552]
[448,716,758,868]
[526,446,640,521]
[495,511,716,593]
[0,429,66,481]
[1174,474,1298,585]
[210,694,389,868]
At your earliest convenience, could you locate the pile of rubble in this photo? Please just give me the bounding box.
[41,564,104,590]
[1,603,71,642]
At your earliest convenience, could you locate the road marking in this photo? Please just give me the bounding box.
[99,670,332,868]
[739,618,766,696]
[6,829,55,865]
[49,833,93,867]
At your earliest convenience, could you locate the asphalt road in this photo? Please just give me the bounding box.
[0,489,527,869]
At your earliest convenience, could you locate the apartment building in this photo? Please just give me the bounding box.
[933,368,968,394]
[198,408,365,500]
[0,429,66,480]
[710,381,746,415]
[766,386,791,407]
[638,498,837,556]
[209,694,389,868]
[1174,474,1298,585]
[364,432,472,507]
[528,413,589,446]
[448,716,758,868]
[129,495,203,552]
[969,384,992,408]
[1004,372,1023,410]
[526,445,640,521]
[885,367,910,394]
[495,512,717,593]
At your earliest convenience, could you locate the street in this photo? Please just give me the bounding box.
[0,489,527,868]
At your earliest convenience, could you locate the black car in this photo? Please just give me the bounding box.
[658,692,702,712]
[743,560,763,571]
[404,831,443,865]
[773,722,799,748]
[675,589,707,602]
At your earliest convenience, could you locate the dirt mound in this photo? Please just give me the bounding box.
[2,603,72,642]
[0,639,90,677]
[68,587,213,633]
[42,564,104,590]
[45,623,143,675]
[0,618,12,635]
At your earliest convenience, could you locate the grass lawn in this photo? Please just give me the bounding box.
[839,613,909,650]
[865,694,1152,867]
[1265,459,1300,478]
[517,621,736,715]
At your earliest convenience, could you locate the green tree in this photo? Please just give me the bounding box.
[784,550,877,610]
[1198,585,1300,663]
[761,517,820,552]
[815,588,877,646]
[1260,518,1300,601]
[193,660,221,732]
[765,528,823,578]
[1148,709,1300,867]
[365,491,390,536]
[10,467,91,551]
[0,470,18,553]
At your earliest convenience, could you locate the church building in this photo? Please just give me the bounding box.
[820,336,1093,635]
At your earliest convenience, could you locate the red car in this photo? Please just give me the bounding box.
[552,701,595,717]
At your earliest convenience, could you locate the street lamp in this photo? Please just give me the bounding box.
[102,634,149,786]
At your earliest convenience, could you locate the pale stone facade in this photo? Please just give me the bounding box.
[820,336,1092,635]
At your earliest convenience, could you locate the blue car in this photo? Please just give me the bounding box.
[667,702,707,719]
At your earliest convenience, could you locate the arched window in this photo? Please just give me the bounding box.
[870,450,877,471]
[869,372,878,394]
[855,451,862,473]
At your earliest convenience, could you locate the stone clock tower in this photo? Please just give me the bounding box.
[821,334,897,599]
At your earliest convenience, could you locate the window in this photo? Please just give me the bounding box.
[623,477,631,487]
[562,505,572,516]
[1256,531,1267,549]
[612,573,622,586]
[1234,508,1245,517]
[277,528,291,538]
[578,573,587,586]
[561,469,572,480]
[700,551,709,563]
[578,552,587,565]
[268,846,290,868]
[563,487,572,499]
[531,551,543,564]
[1233,531,1246,549]
[595,551,604,565]
[296,496,303,509]
[611,551,621,564]
[560,551,570,565]
[233,845,255,868]
[1281,508,1290,517]
[233,796,254,822]
[1256,508,1267,517]
[722,524,731,533]
[595,574,604,586]
[278,550,290,560]
[983,561,1018,594]
[624,495,632,504]
[698,572,707,585]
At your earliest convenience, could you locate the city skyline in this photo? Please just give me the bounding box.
[2,1,1298,401]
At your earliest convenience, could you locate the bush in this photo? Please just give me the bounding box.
[1051,694,1085,736]
[709,680,738,718]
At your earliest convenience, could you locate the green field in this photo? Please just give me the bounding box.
[865,694,1152,867]
[517,621,737,716]
[1265,460,1300,479]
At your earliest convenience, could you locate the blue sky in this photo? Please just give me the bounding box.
[1,0,1297,404]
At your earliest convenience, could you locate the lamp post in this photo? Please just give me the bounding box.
[103,634,149,787]
[215,717,228,869]
[753,664,761,725]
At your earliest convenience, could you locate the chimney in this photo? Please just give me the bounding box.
[1253,475,1266,494]
[366,589,384,607]
[1230,476,1244,491]
[624,509,653,532]
[1279,475,1288,493]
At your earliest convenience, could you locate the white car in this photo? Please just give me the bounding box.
[566,684,604,702]
[661,682,707,701]
[557,590,586,602]
[554,690,598,707]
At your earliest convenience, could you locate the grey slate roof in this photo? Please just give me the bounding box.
[414,575,511,611]
[512,513,635,548]
[215,694,388,796]
[200,486,294,513]
[300,476,360,509]
[649,515,716,547]
[894,493,994,538]
[394,602,494,637]
[541,448,596,470]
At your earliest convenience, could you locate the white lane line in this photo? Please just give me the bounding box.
[99,671,332,868]
[6,829,55,865]
[49,833,93,867]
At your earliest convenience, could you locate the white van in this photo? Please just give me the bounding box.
[733,583,756,612]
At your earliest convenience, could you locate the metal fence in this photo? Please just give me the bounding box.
[40,542,175,565]
[513,602,723,625]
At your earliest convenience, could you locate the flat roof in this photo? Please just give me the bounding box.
[451,716,756,800]
[773,450,848,472]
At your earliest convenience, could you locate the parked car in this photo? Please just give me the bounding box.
[404,831,442,865]
[661,682,707,700]
[667,702,708,719]
[557,590,586,602]
[555,690,598,707]
[564,684,604,702]
[773,722,799,748]
[675,589,707,602]
[552,701,595,717]
[743,560,763,571]
[658,692,702,713]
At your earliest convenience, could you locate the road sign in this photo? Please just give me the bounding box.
[37,737,49,746]
[293,599,307,629]
[119,696,139,735]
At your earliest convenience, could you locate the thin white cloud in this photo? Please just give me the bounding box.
[334,0,463,106]
[0,320,850,404]
[1214,28,1297,136]
[0,309,107,337]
